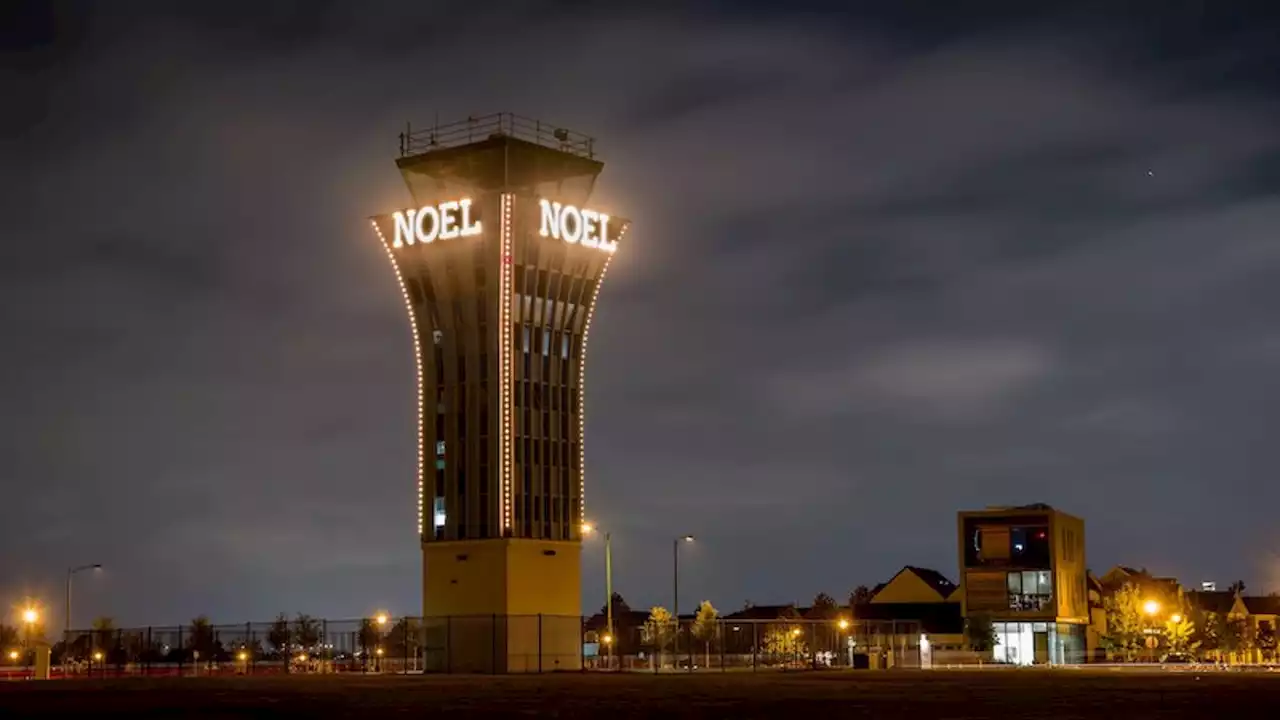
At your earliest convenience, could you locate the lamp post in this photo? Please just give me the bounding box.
[1143,599,1160,663]
[65,564,103,643]
[582,522,613,668]
[673,535,694,663]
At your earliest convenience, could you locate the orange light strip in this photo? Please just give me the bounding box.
[577,221,628,530]
[500,194,515,533]
[370,218,426,537]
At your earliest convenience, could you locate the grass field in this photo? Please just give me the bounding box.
[1,670,1277,717]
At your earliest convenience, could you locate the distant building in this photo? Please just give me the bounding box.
[861,566,965,653]
[1097,565,1180,598]
[870,566,960,604]
[956,504,1088,665]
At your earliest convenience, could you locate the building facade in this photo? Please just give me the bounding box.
[956,504,1088,665]
[369,114,628,672]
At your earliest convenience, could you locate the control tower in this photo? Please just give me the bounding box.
[369,114,628,672]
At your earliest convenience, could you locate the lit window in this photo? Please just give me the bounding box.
[436,441,445,456]
[433,497,446,528]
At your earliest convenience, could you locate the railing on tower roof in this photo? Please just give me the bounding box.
[399,113,596,160]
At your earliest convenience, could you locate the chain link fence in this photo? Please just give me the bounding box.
[584,618,923,672]
[11,615,923,678]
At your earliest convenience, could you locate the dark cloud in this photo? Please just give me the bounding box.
[3,1,1280,626]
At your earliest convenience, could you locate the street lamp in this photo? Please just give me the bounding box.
[838,618,850,631]
[1142,600,1161,662]
[583,522,615,668]
[22,608,39,625]
[673,535,694,620]
[375,613,389,626]
[674,535,694,664]
[1171,614,1182,624]
[66,564,103,641]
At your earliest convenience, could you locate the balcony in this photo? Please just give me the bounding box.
[1008,593,1054,612]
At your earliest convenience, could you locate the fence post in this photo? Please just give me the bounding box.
[687,622,693,672]
[752,623,758,673]
[538,614,544,674]
[720,620,726,672]
[810,623,817,671]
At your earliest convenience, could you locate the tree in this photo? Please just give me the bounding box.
[383,617,422,660]
[187,616,217,663]
[1102,583,1146,661]
[1220,619,1252,662]
[358,619,380,661]
[848,586,874,608]
[91,617,118,661]
[643,606,674,660]
[1227,580,1246,595]
[0,625,19,656]
[1257,622,1276,662]
[691,601,719,667]
[293,614,321,650]
[808,593,838,620]
[1163,613,1199,657]
[267,614,292,659]
[965,614,996,653]
[761,624,807,665]
[599,592,632,618]
[1191,607,1221,661]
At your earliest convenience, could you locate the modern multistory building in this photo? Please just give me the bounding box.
[369,114,628,671]
[956,504,1088,665]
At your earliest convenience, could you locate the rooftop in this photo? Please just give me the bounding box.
[398,113,597,160]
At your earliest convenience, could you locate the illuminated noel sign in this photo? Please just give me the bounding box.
[392,198,481,248]
[538,199,617,253]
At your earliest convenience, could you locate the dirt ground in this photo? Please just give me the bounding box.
[1,669,1277,718]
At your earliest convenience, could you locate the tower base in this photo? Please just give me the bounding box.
[422,538,582,673]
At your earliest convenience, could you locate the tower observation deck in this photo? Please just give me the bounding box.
[369,113,629,672]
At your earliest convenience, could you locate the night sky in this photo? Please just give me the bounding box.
[4,1,1280,628]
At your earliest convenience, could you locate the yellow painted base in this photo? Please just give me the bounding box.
[422,538,581,673]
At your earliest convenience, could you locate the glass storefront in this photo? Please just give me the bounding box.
[992,621,1085,665]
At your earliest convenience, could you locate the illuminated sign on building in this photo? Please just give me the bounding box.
[538,199,617,253]
[392,198,482,248]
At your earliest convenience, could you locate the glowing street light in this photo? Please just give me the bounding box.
[602,633,613,645]
[1143,600,1160,617]
[837,618,850,631]
[673,535,695,620]
[375,613,389,626]
[92,651,103,662]
[21,608,38,625]
[1171,614,1182,624]
[792,628,801,638]
[375,647,384,657]
[237,651,248,662]
[7,650,18,661]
